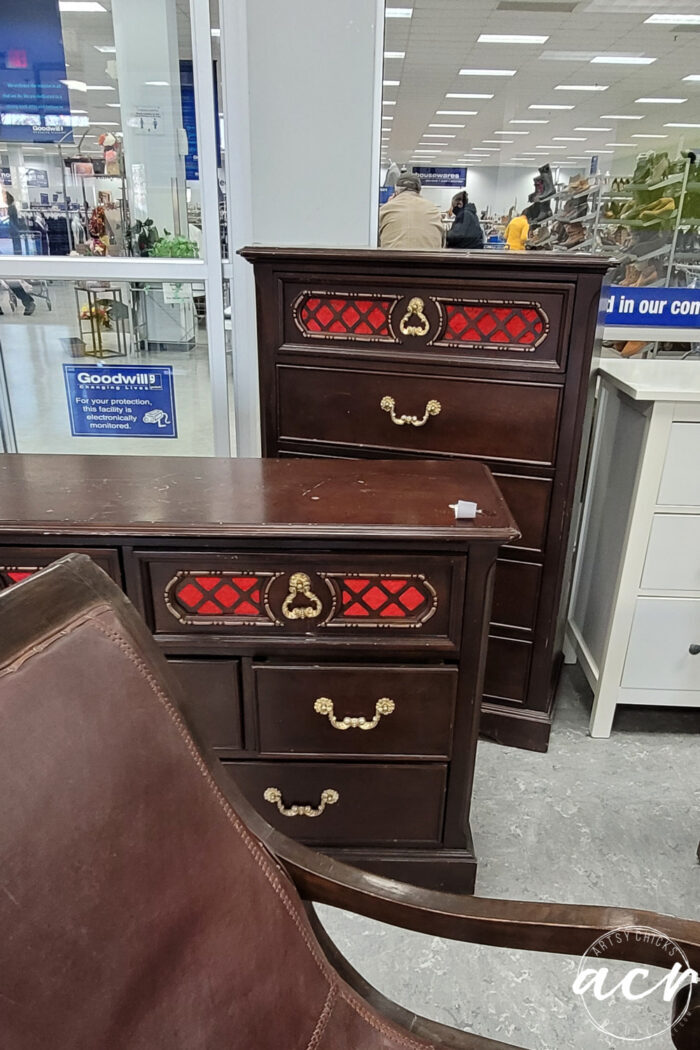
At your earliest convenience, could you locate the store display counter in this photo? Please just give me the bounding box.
[0,454,517,892]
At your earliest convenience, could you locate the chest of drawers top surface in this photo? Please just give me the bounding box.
[0,455,517,544]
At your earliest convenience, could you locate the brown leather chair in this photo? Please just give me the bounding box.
[0,555,698,1050]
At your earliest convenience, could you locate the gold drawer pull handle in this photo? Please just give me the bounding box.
[263,786,339,818]
[380,395,441,428]
[399,296,430,337]
[314,696,395,731]
[281,572,323,620]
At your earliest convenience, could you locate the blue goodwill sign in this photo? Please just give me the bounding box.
[63,365,177,439]
[604,286,700,328]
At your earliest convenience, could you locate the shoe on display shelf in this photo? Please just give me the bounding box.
[621,340,653,358]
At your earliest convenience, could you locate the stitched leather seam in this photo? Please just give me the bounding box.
[340,990,434,1049]
[86,614,334,982]
[305,983,338,1050]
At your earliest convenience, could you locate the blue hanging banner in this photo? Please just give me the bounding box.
[0,0,73,143]
[179,60,221,181]
[604,285,700,328]
[63,365,178,439]
[411,166,467,188]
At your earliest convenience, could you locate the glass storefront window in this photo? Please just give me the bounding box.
[0,277,219,455]
[0,0,218,261]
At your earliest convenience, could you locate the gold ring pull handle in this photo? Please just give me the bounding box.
[314,696,395,731]
[263,786,339,818]
[399,296,430,337]
[281,572,323,620]
[380,395,441,428]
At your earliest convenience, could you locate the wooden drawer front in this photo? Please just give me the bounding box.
[283,282,569,370]
[223,761,446,846]
[642,515,700,592]
[658,424,700,507]
[491,560,541,632]
[143,552,462,648]
[277,365,561,467]
[491,473,551,553]
[483,635,533,705]
[0,546,121,589]
[168,658,242,752]
[252,664,457,759]
[622,598,700,690]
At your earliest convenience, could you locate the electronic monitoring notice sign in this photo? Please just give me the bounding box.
[63,365,177,439]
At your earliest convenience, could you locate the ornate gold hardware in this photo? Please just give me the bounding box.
[380,395,441,428]
[281,572,323,620]
[313,696,395,730]
[263,787,339,818]
[399,296,430,337]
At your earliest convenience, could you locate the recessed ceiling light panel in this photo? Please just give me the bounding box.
[555,84,608,91]
[459,68,516,76]
[635,97,686,103]
[591,56,656,65]
[477,33,548,43]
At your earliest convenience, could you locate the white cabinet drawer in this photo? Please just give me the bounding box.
[642,515,700,591]
[622,597,700,690]
[657,424,700,507]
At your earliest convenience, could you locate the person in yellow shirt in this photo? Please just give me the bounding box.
[505,207,531,251]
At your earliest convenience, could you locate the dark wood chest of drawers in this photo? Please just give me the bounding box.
[0,454,517,892]
[242,247,609,751]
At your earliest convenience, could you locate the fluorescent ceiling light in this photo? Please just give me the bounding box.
[529,104,574,110]
[553,136,587,141]
[385,7,413,16]
[382,115,394,120]
[93,44,116,53]
[664,122,700,128]
[575,126,611,131]
[383,100,396,106]
[555,84,608,91]
[632,133,668,138]
[459,68,516,76]
[145,81,169,87]
[436,110,477,115]
[429,123,465,128]
[483,138,512,143]
[494,130,529,134]
[383,80,400,86]
[510,119,549,124]
[605,142,635,146]
[446,92,494,99]
[70,109,87,115]
[86,85,115,91]
[384,51,405,59]
[591,56,656,65]
[645,14,700,25]
[61,79,87,91]
[211,28,220,37]
[682,75,700,82]
[635,97,686,103]
[423,133,455,137]
[601,114,643,119]
[585,149,613,153]
[477,33,548,44]
[537,144,566,149]
[105,103,121,108]
[472,147,500,151]
[59,1,106,9]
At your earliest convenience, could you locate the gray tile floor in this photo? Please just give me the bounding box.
[318,668,700,1049]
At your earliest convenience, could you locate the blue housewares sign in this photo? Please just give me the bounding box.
[604,285,700,328]
[63,365,177,439]
[411,166,467,187]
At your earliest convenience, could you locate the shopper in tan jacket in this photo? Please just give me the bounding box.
[379,173,444,250]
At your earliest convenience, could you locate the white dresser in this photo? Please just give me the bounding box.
[566,360,700,737]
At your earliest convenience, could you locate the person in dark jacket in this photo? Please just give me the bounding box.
[445,191,484,249]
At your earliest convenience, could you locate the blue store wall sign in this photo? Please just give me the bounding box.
[63,365,177,439]
[604,285,700,328]
[411,166,467,187]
